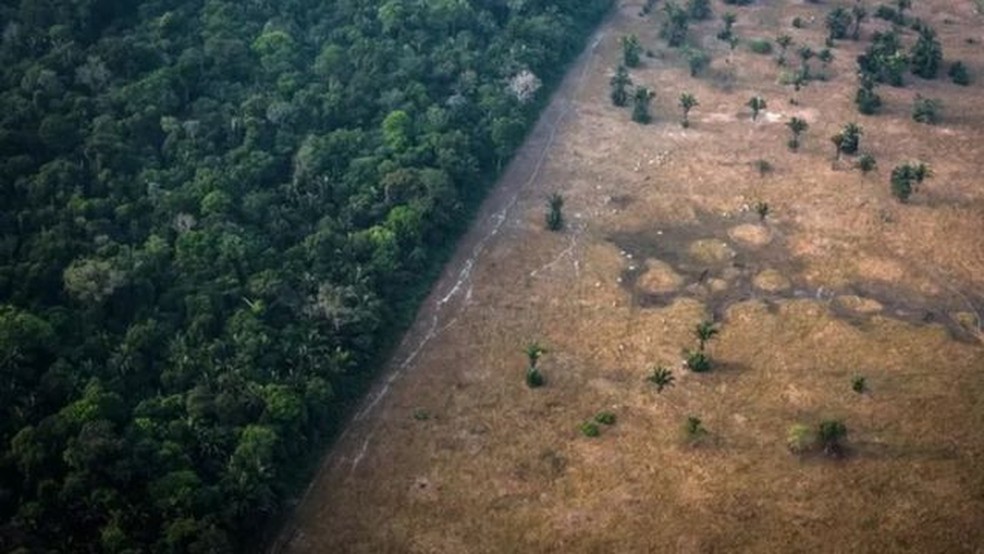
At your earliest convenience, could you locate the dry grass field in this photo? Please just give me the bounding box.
[277,1,984,551]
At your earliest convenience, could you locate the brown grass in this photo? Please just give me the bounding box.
[278,1,984,552]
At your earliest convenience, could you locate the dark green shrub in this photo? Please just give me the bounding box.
[679,92,698,128]
[580,421,601,437]
[686,0,712,20]
[748,38,773,54]
[685,350,711,372]
[545,194,564,230]
[818,419,848,456]
[413,408,431,421]
[661,2,690,47]
[526,367,545,388]
[685,416,708,442]
[949,61,970,85]
[851,375,866,393]
[755,159,773,176]
[858,30,907,86]
[890,162,931,202]
[855,75,882,115]
[858,153,877,174]
[717,12,737,41]
[610,65,632,107]
[912,95,941,124]
[910,26,943,79]
[826,7,853,41]
[621,35,643,68]
[786,116,808,151]
[792,16,804,28]
[838,122,862,154]
[685,48,711,77]
[594,411,617,425]
[747,96,766,120]
[632,87,654,123]
[647,366,675,392]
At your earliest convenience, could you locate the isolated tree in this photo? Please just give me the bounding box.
[910,26,943,79]
[747,96,767,121]
[949,61,970,85]
[786,117,809,151]
[912,95,942,124]
[662,2,690,47]
[686,0,712,21]
[776,33,793,66]
[797,46,815,80]
[718,12,737,41]
[679,92,698,128]
[851,4,867,40]
[838,122,862,154]
[610,65,632,107]
[545,193,564,230]
[647,366,675,392]
[685,48,711,77]
[830,133,845,161]
[825,7,853,41]
[891,162,931,202]
[632,86,655,124]
[694,320,719,350]
[855,73,882,115]
[621,34,643,68]
[818,419,848,457]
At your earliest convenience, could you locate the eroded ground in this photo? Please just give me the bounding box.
[279,1,984,551]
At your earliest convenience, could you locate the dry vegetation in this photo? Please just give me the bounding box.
[279,1,984,551]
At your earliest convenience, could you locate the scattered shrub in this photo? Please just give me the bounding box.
[858,153,877,174]
[826,7,853,41]
[546,193,564,231]
[754,201,770,221]
[838,122,862,154]
[748,38,773,54]
[912,95,942,124]
[818,419,848,456]
[632,86,654,123]
[580,421,601,437]
[792,16,804,28]
[685,48,711,77]
[747,96,767,120]
[686,0,712,20]
[594,411,617,425]
[787,424,814,453]
[910,26,943,79]
[685,416,708,442]
[685,349,712,372]
[610,65,632,107]
[949,61,970,85]
[851,375,867,393]
[621,34,643,67]
[526,367,545,388]
[413,408,431,421]
[755,159,773,176]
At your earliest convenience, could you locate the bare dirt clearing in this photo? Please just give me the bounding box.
[279,1,984,551]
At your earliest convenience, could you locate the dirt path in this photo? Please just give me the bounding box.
[271,22,608,553]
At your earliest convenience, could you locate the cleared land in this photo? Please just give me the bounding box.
[279,1,984,551]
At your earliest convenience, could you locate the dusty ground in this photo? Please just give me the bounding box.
[277,1,984,552]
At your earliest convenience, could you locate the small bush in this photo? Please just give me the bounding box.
[838,122,862,155]
[818,419,848,456]
[755,159,773,176]
[685,48,711,77]
[748,38,773,54]
[851,375,866,393]
[792,16,804,28]
[526,367,545,388]
[787,424,814,453]
[949,61,970,85]
[912,95,942,124]
[685,416,708,443]
[413,408,431,421]
[685,350,712,372]
[545,193,564,230]
[580,421,601,437]
[874,5,900,23]
[858,153,877,174]
[594,411,617,425]
[754,201,770,221]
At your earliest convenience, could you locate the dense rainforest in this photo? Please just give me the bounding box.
[0,0,610,550]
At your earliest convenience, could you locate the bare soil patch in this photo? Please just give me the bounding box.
[279,2,984,552]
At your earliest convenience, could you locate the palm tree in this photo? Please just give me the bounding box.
[694,320,718,350]
[610,65,632,107]
[647,366,675,392]
[679,92,698,128]
[818,419,847,457]
[632,86,654,124]
[747,96,766,121]
[851,5,867,40]
[524,341,547,368]
[786,116,809,150]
